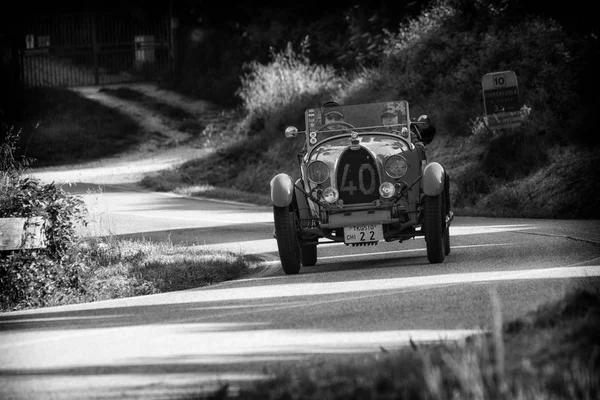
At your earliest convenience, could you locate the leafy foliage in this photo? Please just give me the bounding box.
[0,124,89,310]
[183,0,597,216]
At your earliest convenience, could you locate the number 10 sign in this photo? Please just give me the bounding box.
[481,70,523,129]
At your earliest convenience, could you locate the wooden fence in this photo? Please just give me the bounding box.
[19,12,172,87]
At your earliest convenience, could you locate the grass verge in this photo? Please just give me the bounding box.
[198,286,600,400]
[13,87,142,167]
[1,236,255,312]
[78,236,253,299]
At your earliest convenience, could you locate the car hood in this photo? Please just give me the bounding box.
[308,134,410,164]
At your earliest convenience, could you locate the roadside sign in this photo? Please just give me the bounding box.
[482,70,523,129]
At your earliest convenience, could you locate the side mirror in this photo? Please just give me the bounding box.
[285,126,298,139]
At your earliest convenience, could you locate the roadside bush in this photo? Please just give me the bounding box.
[481,129,548,181]
[0,124,89,311]
[0,250,86,310]
[1,177,88,255]
[453,165,493,208]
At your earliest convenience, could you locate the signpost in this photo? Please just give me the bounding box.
[481,70,523,129]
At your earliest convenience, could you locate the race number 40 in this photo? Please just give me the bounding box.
[340,163,376,196]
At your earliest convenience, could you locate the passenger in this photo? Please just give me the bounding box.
[381,109,402,131]
[380,106,431,161]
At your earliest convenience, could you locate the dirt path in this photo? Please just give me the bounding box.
[28,82,232,186]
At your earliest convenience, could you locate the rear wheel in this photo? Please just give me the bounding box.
[273,205,301,274]
[424,194,445,263]
[301,244,317,266]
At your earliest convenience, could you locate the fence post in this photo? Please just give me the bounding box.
[91,14,99,85]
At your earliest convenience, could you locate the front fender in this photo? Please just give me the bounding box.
[270,173,295,207]
[422,162,446,196]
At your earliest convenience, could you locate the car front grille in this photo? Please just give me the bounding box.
[336,147,380,205]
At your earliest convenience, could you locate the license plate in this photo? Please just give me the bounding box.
[343,224,383,244]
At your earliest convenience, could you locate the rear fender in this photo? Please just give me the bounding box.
[422,162,446,196]
[270,173,295,208]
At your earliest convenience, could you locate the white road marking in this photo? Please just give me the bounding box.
[1,322,479,367]
[152,265,600,304]
[195,224,537,254]
[1,265,597,376]
[5,265,598,317]
[107,211,274,225]
[258,243,515,264]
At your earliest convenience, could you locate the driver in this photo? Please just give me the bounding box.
[321,101,348,132]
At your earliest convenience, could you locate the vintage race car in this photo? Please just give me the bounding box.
[270,100,453,274]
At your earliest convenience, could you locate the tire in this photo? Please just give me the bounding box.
[444,222,451,256]
[444,174,451,256]
[424,194,445,263]
[301,244,317,266]
[273,205,301,274]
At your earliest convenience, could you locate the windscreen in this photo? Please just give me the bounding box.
[304,101,410,149]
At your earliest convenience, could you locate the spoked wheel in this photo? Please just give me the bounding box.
[301,244,317,267]
[273,205,301,274]
[424,194,446,263]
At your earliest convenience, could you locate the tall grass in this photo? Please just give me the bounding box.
[237,41,346,137]
[57,236,251,306]
[12,87,141,167]
[1,232,253,311]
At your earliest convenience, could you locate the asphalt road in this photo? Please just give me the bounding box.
[1,184,599,399]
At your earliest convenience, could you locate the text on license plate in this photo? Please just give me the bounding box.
[343,224,383,243]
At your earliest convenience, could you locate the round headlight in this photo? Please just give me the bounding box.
[379,182,395,198]
[307,160,329,184]
[385,156,408,179]
[322,187,339,203]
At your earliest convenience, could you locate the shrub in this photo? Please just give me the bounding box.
[1,123,89,310]
[453,165,493,208]
[0,250,86,310]
[481,129,548,181]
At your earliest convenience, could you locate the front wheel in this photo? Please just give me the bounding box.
[424,194,446,263]
[273,205,301,274]
[444,220,451,256]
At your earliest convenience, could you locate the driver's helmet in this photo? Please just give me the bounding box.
[324,109,344,124]
[322,101,345,131]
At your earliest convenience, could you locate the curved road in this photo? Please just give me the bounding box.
[1,184,599,399]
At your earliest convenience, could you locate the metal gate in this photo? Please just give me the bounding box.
[20,12,172,87]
